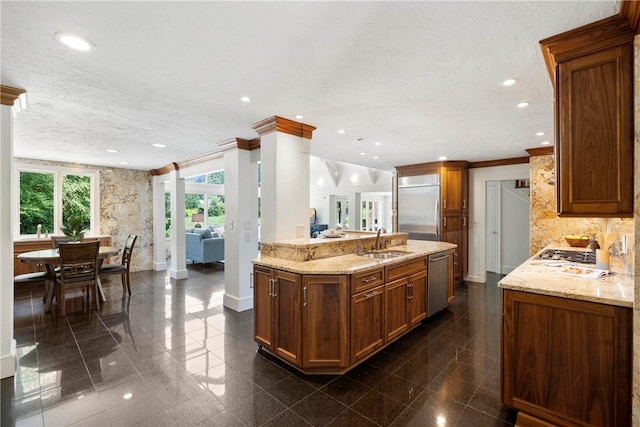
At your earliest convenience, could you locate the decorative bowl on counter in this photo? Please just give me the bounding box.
[565,235,590,248]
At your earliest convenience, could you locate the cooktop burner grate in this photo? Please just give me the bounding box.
[538,249,596,264]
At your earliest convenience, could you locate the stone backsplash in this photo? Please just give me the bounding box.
[530,154,634,256]
[260,231,409,262]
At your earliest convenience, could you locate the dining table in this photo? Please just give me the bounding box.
[18,246,120,311]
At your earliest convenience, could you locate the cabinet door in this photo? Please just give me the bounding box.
[273,270,301,365]
[407,270,427,326]
[556,44,633,216]
[461,168,469,212]
[446,249,455,303]
[442,213,462,281]
[253,266,275,351]
[302,275,349,369]
[461,213,468,278]
[442,167,462,212]
[384,277,409,342]
[502,290,631,426]
[351,285,384,364]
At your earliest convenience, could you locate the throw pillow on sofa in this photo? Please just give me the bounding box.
[194,228,212,239]
[213,227,225,238]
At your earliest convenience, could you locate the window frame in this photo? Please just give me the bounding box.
[14,163,100,239]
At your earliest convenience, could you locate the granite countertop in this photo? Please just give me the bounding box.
[253,240,456,275]
[498,246,634,308]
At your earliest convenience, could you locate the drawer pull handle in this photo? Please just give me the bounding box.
[364,290,378,298]
[362,276,378,283]
[303,286,307,306]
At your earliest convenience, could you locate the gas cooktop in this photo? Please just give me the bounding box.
[538,249,596,264]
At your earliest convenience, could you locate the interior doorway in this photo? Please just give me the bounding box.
[486,179,530,274]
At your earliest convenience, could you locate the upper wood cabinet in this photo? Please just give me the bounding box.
[540,15,635,217]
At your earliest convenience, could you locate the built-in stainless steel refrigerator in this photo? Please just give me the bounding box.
[397,174,441,241]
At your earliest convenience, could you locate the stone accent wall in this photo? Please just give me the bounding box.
[100,167,153,272]
[530,154,634,255]
[15,158,154,271]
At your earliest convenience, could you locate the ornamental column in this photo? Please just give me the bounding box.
[218,138,260,311]
[1,85,26,378]
[252,116,316,243]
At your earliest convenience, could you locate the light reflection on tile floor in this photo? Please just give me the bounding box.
[2,264,516,426]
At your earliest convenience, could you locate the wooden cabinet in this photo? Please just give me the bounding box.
[502,290,631,426]
[396,161,469,282]
[301,275,349,369]
[14,236,111,276]
[384,258,428,342]
[351,284,384,364]
[446,248,455,303]
[253,266,301,366]
[254,253,448,374]
[442,213,462,282]
[540,17,635,217]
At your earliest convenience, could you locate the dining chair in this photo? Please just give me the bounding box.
[100,234,137,295]
[51,235,74,248]
[55,241,100,316]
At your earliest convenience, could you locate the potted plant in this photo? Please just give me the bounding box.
[60,216,89,242]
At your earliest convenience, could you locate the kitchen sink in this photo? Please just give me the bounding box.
[359,251,410,259]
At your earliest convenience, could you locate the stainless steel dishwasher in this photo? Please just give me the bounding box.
[427,252,449,317]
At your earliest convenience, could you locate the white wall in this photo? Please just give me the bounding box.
[500,180,530,274]
[310,156,392,230]
[468,163,530,283]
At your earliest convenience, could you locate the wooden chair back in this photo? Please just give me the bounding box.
[51,236,74,248]
[120,234,138,268]
[58,241,100,283]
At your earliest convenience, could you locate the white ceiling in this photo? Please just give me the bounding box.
[1,1,621,172]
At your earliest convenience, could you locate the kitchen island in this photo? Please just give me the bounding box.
[499,247,633,427]
[252,231,456,374]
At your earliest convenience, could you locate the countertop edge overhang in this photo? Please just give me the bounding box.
[498,246,634,307]
[252,240,457,275]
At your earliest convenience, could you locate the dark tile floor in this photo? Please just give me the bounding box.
[2,265,516,426]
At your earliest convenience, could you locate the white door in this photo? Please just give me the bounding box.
[486,181,500,273]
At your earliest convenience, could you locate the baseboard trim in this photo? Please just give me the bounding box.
[223,293,253,312]
[153,261,168,271]
[169,268,188,280]
[1,339,16,379]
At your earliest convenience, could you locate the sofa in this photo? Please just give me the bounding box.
[185,227,224,265]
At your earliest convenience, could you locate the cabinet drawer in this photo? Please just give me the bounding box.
[351,268,384,294]
[386,257,427,282]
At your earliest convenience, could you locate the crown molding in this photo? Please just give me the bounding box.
[620,0,640,33]
[525,146,554,157]
[251,115,316,139]
[1,85,26,106]
[150,162,179,176]
[469,157,529,168]
[539,12,636,86]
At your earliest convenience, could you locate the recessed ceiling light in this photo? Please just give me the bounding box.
[120,161,129,165]
[517,102,529,108]
[438,156,448,161]
[240,96,251,103]
[106,149,119,153]
[152,143,166,148]
[360,152,366,156]
[338,129,345,134]
[295,115,303,119]
[536,132,545,136]
[54,32,95,51]
[373,156,380,159]
[541,141,551,145]
[503,78,516,86]
[374,142,381,146]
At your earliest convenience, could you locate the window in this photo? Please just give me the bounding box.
[184,170,225,229]
[15,164,99,237]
